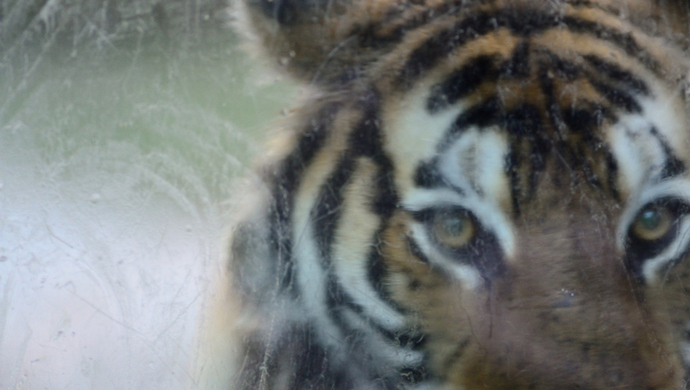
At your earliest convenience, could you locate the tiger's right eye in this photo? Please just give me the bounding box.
[431,209,477,248]
[630,205,674,242]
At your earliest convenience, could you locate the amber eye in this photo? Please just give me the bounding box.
[631,205,674,242]
[431,209,477,248]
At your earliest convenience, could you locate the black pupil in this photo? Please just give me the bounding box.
[639,208,661,230]
[443,214,467,236]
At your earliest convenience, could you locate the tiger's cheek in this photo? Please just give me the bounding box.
[654,252,690,354]
[380,211,479,373]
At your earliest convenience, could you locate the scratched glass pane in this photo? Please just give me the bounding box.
[6,1,690,390]
[0,1,294,389]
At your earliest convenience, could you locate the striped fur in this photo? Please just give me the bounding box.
[212,1,690,389]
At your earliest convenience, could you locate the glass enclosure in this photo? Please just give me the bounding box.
[0,1,293,388]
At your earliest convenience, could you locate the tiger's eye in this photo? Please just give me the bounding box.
[432,210,476,248]
[631,206,674,241]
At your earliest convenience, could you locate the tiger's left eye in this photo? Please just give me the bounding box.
[631,205,674,242]
[431,209,477,248]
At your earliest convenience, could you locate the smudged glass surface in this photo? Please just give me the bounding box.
[0,1,294,388]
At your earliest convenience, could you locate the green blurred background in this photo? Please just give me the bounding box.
[0,1,295,388]
[1,0,296,205]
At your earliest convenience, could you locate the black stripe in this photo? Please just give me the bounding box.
[561,104,607,140]
[398,8,562,87]
[527,138,549,198]
[312,156,356,259]
[538,60,568,141]
[562,16,661,74]
[504,104,552,198]
[399,365,429,384]
[353,302,427,350]
[500,41,532,79]
[359,0,612,52]
[564,0,598,7]
[358,0,615,56]
[370,147,400,219]
[650,127,686,179]
[351,90,412,322]
[437,95,502,152]
[583,55,650,95]
[538,53,619,132]
[427,55,500,113]
[331,269,428,353]
[413,158,468,195]
[629,245,690,286]
[505,148,522,216]
[268,103,340,295]
[313,154,358,338]
[290,324,352,389]
[538,54,620,195]
[543,50,642,123]
[575,143,603,189]
[414,159,447,189]
[428,44,648,120]
[398,9,660,89]
[326,268,428,372]
[588,77,642,113]
[605,150,621,201]
[346,90,431,354]
[542,51,644,114]
[310,90,411,351]
[398,11,505,87]
[355,88,430,332]
[358,2,460,48]
[545,52,584,80]
[366,233,434,321]
[407,237,431,265]
[311,92,386,258]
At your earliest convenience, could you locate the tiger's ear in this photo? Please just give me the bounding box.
[235,0,406,85]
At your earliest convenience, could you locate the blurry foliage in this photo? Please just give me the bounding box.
[2,0,228,119]
[0,0,295,207]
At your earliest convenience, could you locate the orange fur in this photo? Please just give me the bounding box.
[210,1,690,388]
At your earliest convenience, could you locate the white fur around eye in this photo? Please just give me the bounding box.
[403,189,515,258]
[642,218,690,284]
[616,179,690,251]
[616,178,690,284]
[408,222,483,290]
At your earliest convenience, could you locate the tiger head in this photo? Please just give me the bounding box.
[230,0,690,388]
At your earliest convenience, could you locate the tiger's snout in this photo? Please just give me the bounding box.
[455,211,683,390]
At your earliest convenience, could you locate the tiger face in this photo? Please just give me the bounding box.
[221,0,690,389]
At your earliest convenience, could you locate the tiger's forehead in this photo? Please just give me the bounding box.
[366,0,690,216]
[383,70,690,217]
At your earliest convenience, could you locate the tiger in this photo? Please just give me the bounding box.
[199,0,690,389]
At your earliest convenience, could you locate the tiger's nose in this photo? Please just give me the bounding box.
[451,270,682,387]
[449,221,684,389]
[449,285,684,389]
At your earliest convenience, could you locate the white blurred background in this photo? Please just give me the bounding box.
[0,1,294,388]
